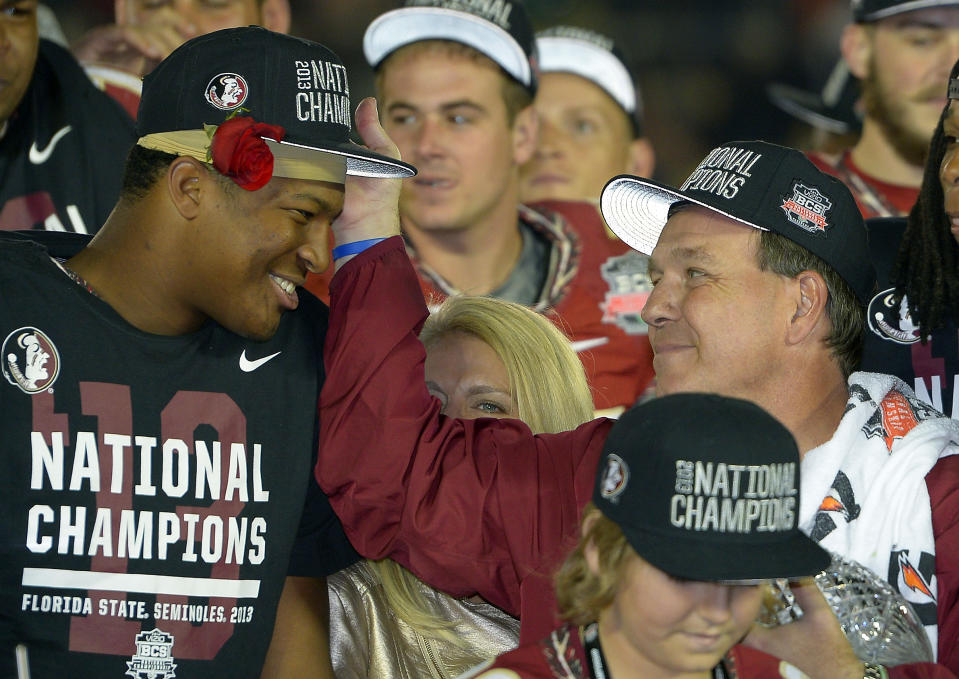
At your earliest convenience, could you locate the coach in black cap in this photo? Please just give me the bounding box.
[0,26,412,679]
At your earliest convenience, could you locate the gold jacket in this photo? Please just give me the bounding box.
[329,562,520,679]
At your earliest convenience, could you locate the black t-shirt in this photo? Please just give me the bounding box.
[0,40,137,233]
[860,217,959,418]
[0,232,357,678]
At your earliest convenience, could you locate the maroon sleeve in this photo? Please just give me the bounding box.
[927,454,959,674]
[317,237,612,616]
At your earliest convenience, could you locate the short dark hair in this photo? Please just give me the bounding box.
[121,145,238,203]
[756,230,864,378]
[120,145,177,202]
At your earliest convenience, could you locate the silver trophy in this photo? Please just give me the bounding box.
[758,552,934,665]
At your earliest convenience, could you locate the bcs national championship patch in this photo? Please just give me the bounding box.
[867,288,922,345]
[127,628,177,679]
[600,251,651,335]
[2,327,59,394]
[205,73,249,110]
[781,182,831,235]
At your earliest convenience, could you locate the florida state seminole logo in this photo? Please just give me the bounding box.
[127,628,177,679]
[205,72,249,110]
[599,453,629,501]
[2,327,59,394]
[781,182,832,234]
[867,288,922,345]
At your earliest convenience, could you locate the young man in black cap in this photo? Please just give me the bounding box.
[463,393,833,679]
[0,25,412,678]
[313,0,655,416]
[817,0,959,217]
[319,136,959,677]
[0,0,136,233]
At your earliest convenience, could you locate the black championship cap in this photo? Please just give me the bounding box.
[600,140,877,304]
[536,26,643,137]
[136,26,416,181]
[363,0,537,94]
[767,59,862,136]
[852,0,959,21]
[594,393,831,583]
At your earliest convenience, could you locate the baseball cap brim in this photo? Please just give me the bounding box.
[363,7,532,89]
[537,35,637,116]
[622,521,832,584]
[857,0,959,20]
[138,129,415,181]
[767,82,854,135]
[600,174,769,256]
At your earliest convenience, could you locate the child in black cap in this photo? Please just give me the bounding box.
[460,393,832,679]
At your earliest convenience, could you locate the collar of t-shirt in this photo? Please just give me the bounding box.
[487,219,549,305]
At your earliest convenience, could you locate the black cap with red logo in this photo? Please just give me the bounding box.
[594,393,830,583]
[600,140,877,304]
[136,26,415,182]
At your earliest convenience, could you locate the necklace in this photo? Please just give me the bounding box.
[56,259,101,299]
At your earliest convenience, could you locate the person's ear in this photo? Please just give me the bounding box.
[841,23,871,80]
[786,271,830,346]
[626,137,655,178]
[261,0,291,34]
[512,105,539,166]
[166,157,206,220]
[582,511,602,577]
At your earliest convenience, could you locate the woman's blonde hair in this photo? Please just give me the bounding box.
[371,295,594,656]
[553,504,633,625]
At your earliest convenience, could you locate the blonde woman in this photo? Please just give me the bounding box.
[328,295,594,679]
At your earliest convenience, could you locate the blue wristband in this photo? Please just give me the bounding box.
[332,237,387,260]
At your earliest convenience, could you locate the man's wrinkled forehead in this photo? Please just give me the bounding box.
[646,204,761,271]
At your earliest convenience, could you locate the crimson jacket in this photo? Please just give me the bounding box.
[317,237,959,671]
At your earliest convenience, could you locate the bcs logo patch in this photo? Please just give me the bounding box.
[781,182,831,234]
[127,628,177,679]
[205,73,249,110]
[600,251,651,335]
[867,288,922,344]
[599,453,629,501]
[2,327,59,394]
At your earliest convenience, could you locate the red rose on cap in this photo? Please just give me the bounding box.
[209,116,285,191]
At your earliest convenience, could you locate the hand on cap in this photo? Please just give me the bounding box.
[332,97,404,271]
[743,579,865,679]
[72,20,197,77]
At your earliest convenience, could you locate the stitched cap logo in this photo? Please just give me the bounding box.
[206,73,249,110]
[599,453,629,501]
[781,182,832,234]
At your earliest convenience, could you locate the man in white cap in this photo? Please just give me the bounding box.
[519,25,654,208]
[338,0,655,415]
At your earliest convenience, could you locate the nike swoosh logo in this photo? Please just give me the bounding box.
[239,349,282,372]
[29,125,73,165]
[570,337,610,353]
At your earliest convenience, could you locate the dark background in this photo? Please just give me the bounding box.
[47,0,853,185]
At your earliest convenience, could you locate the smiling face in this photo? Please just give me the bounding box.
[424,330,516,419]
[187,172,343,340]
[596,550,762,676]
[0,0,39,126]
[378,45,534,235]
[520,72,635,203]
[641,206,795,401]
[939,100,959,243]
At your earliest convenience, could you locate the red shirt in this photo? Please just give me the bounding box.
[808,151,919,219]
